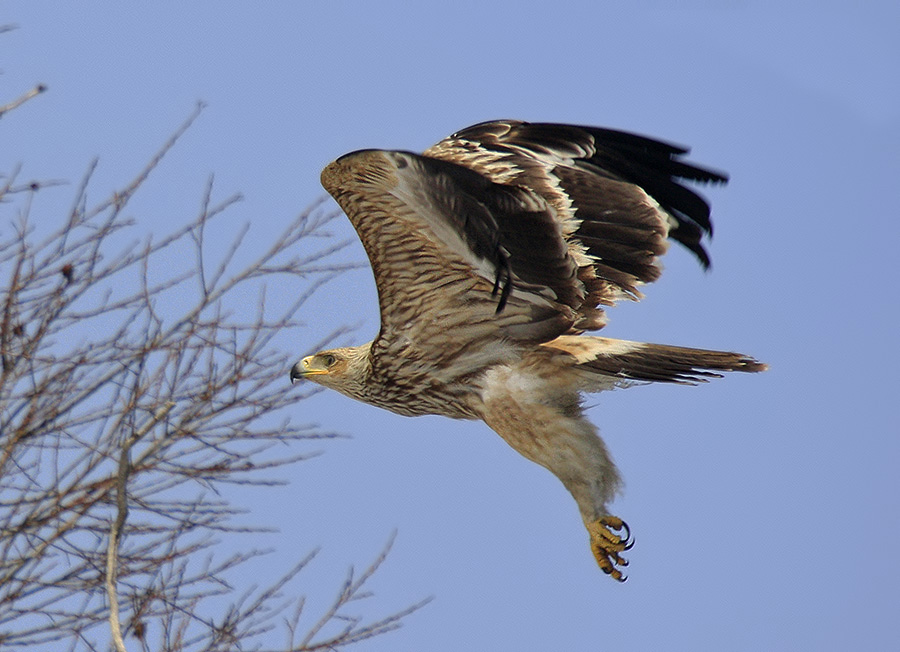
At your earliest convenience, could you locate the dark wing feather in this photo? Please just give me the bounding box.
[404,154,584,313]
[426,120,727,293]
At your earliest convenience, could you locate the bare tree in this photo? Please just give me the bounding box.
[0,90,427,650]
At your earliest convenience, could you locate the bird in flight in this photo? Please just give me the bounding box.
[292,120,766,581]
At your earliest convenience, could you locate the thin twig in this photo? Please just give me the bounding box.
[0,84,47,119]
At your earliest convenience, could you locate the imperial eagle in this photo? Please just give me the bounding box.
[291,120,766,581]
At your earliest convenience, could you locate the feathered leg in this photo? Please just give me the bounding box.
[479,363,632,581]
[479,341,765,580]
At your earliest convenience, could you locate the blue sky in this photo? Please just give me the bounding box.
[3,2,899,650]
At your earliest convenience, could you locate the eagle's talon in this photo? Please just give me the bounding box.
[588,516,632,582]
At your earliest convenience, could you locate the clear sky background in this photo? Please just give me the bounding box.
[3,2,899,650]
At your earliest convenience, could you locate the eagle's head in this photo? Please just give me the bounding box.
[290,344,371,398]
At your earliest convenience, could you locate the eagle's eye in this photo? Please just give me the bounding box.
[322,354,337,367]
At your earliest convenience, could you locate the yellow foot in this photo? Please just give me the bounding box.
[587,515,633,582]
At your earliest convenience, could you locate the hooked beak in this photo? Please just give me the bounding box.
[290,355,327,383]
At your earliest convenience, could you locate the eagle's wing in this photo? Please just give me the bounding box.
[425,120,727,328]
[321,148,585,358]
[320,121,726,365]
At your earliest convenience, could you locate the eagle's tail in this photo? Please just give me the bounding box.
[542,335,767,387]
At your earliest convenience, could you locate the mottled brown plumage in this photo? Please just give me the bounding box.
[292,120,766,581]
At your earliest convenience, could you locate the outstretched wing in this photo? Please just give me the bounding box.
[321,149,581,360]
[320,120,726,367]
[425,120,727,328]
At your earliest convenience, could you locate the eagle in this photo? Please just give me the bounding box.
[291,120,766,581]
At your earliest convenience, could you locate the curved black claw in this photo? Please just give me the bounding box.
[620,520,635,551]
[587,515,634,582]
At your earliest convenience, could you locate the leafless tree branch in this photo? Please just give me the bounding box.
[0,84,46,120]
[0,98,427,650]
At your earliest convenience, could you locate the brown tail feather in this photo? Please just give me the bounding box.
[543,335,767,386]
